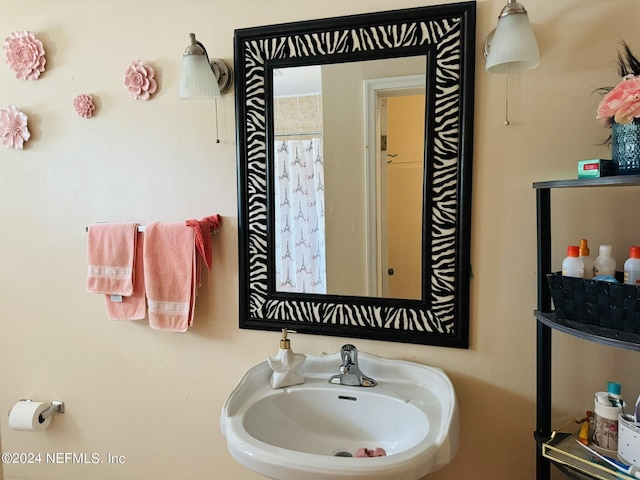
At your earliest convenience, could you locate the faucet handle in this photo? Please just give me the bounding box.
[330,344,377,387]
[340,344,358,364]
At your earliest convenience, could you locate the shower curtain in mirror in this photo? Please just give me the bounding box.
[274,137,326,294]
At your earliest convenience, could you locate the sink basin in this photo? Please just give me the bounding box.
[220,351,458,480]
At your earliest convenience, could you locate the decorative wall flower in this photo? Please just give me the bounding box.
[73,94,96,118]
[123,60,157,100]
[0,105,31,150]
[3,31,46,80]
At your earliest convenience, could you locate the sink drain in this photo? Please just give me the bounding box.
[334,451,353,457]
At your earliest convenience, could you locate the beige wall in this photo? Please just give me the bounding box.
[323,57,425,296]
[323,61,368,296]
[2,1,640,480]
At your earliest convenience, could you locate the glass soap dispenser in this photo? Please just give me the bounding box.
[267,329,306,389]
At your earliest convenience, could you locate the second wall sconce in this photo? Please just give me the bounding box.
[484,0,540,74]
[179,33,233,99]
[483,0,540,125]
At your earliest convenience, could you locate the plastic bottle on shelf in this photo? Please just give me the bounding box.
[562,245,584,278]
[594,244,616,278]
[579,239,593,279]
[624,246,640,285]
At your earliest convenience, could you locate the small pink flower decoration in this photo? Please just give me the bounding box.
[123,60,157,100]
[73,94,95,118]
[597,74,640,126]
[3,31,46,80]
[0,105,31,149]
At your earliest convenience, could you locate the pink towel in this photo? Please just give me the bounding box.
[143,222,197,333]
[185,214,221,270]
[104,231,147,320]
[86,223,139,296]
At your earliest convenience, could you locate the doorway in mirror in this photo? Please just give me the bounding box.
[365,75,426,300]
[382,93,425,300]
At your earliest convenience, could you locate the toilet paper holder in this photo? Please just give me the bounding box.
[38,400,65,422]
[9,399,65,423]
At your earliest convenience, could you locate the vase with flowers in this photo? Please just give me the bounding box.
[597,43,640,174]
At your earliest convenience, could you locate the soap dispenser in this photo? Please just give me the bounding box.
[267,329,306,389]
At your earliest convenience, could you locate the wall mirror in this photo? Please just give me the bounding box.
[235,1,475,348]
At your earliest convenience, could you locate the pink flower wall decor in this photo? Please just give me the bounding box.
[123,60,157,100]
[3,31,46,80]
[0,105,31,150]
[73,94,96,118]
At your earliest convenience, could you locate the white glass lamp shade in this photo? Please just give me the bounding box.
[485,12,540,74]
[179,52,221,100]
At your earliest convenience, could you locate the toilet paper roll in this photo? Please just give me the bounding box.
[8,401,52,432]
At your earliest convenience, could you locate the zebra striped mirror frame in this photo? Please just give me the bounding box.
[235,2,475,348]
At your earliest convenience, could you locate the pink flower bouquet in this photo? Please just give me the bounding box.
[0,105,31,149]
[3,31,46,80]
[123,60,157,100]
[597,42,640,127]
[596,74,640,126]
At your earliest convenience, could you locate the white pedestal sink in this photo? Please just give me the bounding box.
[220,351,459,480]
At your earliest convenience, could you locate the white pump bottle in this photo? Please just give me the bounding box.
[267,329,306,389]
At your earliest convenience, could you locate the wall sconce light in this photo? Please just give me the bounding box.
[484,0,540,125]
[179,33,233,99]
[179,33,233,142]
[484,0,540,74]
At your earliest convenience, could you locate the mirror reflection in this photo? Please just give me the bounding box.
[272,57,426,300]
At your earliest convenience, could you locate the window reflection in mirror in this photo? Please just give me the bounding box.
[272,56,426,300]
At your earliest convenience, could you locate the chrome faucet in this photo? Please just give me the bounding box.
[329,344,377,387]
